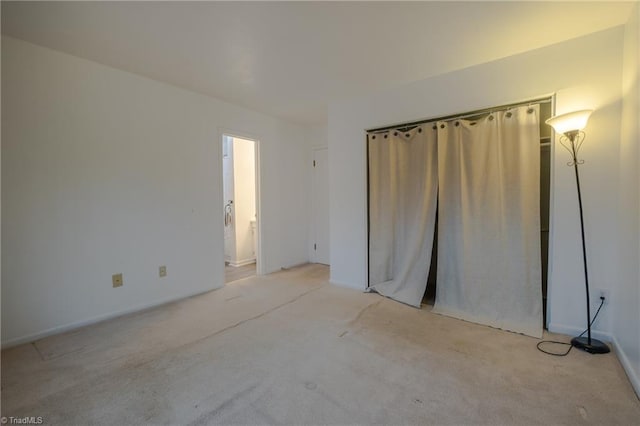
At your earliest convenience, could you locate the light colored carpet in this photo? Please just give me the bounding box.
[2,264,639,425]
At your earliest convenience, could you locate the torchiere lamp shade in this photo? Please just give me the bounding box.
[545,110,593,135]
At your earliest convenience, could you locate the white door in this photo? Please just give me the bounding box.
[312,148,330,265]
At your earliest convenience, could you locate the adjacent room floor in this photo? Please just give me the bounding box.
[2,264,639,424]
[225,262,256,284]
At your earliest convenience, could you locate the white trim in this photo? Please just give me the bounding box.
[330,279,365,291]
[218,128,264,276]
[545,94,557,329]
[611,335,640,398]
[547,322,612,343]
[363,133,370,289]
[229,258,256,267]
[1,286,221,349]
[311,146,329,265]
[549,322,640,398]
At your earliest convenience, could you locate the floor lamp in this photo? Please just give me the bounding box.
[545,110,610,354]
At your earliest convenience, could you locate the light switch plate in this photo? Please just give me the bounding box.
[159,266,167,278]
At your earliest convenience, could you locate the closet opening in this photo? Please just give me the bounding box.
[367,97,553,331]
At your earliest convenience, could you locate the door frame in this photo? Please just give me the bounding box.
[311,146,329,264]
[218,128,263,276]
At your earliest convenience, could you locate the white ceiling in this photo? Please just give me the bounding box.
[2,1,634,124]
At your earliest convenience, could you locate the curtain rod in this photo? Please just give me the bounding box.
[366,97,552,133]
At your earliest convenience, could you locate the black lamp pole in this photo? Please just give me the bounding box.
[562,130,610,354]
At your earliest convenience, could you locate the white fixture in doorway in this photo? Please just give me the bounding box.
[221,132,262,274]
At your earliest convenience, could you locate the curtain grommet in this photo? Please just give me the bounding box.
[372,135,376,139]
[455,121,460,127]
[405,133,410,138]
[440,124,445,129]
[527,108,534,114]
[384,134,388,139]
[418,128,422,133]
[506,112,512,118]
[394,132,398,136]
[488,115,494,121]
[432,125,437,130]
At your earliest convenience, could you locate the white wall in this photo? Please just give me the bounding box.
[615,3,640,395]
[328,28,625,339]
[231,137,256,265]
[1,36,310,346]
[309,125,328,149]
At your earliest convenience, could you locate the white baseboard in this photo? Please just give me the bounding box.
[329,278,365,291]
[549,322,640,398]
[547,322,613,343]
[1,285,222,349]
[611,335,640,399]
[229,258,256,267]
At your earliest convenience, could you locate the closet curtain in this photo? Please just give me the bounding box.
[368,125,438,307]
[433,105,543,337]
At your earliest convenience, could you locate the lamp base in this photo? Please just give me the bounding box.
[571,336,610,354]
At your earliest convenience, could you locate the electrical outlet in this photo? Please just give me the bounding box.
[596,288,610,304]
[112,273,123,288]
[159,266,167,278]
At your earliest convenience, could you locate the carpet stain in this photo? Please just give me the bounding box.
[577,405,588,420]
[33,340,87,361]
[31,342,46,362]
[182,285,325,350]
[450,340,472,357]
[189,383,259,425]
[349,300,382,325]
[339,331,348,338]
[304,381,317,390]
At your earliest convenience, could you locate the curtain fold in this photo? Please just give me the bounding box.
[368,125,439,307]
[433,105,543,337]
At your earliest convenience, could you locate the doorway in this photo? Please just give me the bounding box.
[222,134,260,283]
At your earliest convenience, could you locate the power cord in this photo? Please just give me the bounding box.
[536,296,606,356]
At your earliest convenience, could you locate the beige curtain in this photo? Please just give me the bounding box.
[433,105,543,337]
[368,124,438,307]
